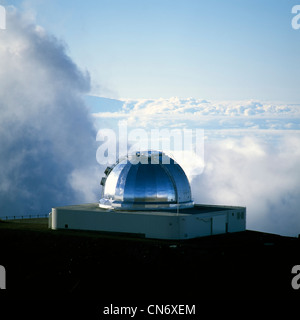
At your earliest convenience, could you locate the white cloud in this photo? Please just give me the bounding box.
[91,96,300,236]
[92,97,300,131]
[68,166,103,203]
[0,9,100,217]
[190,134,300,237]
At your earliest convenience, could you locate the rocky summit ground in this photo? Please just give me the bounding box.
[0,218,299,300]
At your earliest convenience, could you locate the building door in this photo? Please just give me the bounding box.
[212,215,226,235]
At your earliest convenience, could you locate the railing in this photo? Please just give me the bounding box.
[0,214,49,220]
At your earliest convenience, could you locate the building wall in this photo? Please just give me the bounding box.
[227,208,246,233]
[51,207,182,239]
[180,216,212,239]
[49,204,246,240]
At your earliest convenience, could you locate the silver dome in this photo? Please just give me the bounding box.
[99,151,194,210]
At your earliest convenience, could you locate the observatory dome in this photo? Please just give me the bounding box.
[99,151,194,210]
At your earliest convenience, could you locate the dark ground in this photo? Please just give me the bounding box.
[0,218,299,301]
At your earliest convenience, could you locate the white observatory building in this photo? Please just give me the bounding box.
[49,151,246,239]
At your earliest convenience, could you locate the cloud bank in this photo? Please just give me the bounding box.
[0,9,100,217]
[190,134,300,236]
[90,96,300,237]
[92,97,300,131]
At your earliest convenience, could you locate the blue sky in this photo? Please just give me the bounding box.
[5,0,300,101]
[0,1,299,235]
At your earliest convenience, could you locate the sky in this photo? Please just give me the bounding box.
[3,0,300,101]
[0,1,299,237]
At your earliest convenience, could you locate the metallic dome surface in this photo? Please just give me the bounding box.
[99,151,194,210]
